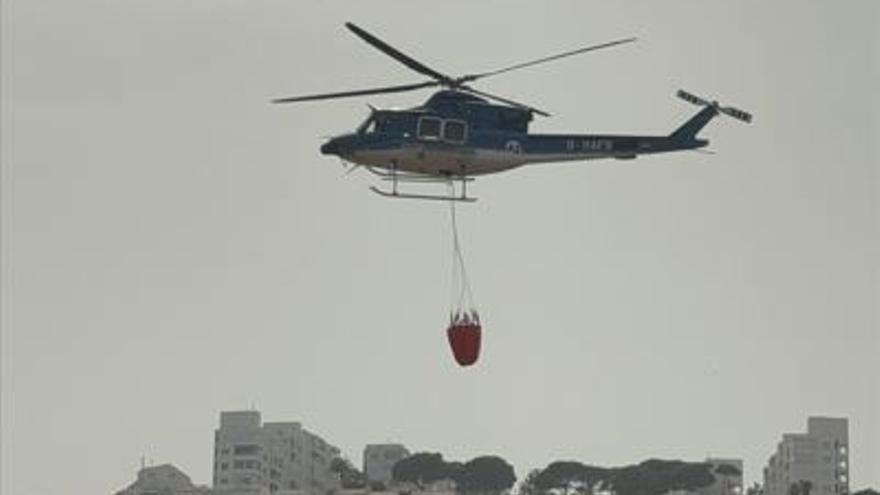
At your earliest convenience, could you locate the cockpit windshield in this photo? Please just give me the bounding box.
[357,114,387,134]
[357,114,375,134]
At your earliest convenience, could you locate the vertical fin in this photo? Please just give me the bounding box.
[670,105,720,142]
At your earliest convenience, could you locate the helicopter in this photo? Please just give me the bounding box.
[274,23,752,202]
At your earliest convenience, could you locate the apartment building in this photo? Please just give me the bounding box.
[763,417,849,495]
[213,410,341,495]
[363,444,410,486]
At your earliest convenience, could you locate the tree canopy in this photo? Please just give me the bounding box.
[532,460,609,492]
[609,459,715,495]
[454,456,517,494]
[521,459,716,495]
[788,480,813,495]
[392,452,516,494]
[715,464,742,476]
[330,457,366,489]
[392,452,456,488]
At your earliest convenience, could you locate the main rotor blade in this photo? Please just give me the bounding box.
[345,22,452,83]
[460,85,551,117]
[272,81,439,103]
[462,37,637,82]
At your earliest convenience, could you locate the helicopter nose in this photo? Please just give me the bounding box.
[321,135,354,156]
[320,139,339,156]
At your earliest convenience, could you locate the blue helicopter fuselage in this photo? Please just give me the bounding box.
[321,90,711,177]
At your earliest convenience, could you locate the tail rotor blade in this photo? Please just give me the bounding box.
[720,106,753,123]
[677,89,710,107]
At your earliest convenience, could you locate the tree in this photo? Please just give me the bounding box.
[715,465,742,477]
[392,453,454,489]
[518,469,542,495]
[454,456,516,495]
[330,457,367,489]
[788,481,813,495]
[746,482,763,495]
[529,459,715,495]
[533,461,610,495]
[608,459,715,495]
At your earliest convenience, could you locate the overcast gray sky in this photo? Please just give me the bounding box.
[2,1,878,494]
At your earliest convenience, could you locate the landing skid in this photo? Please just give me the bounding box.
[369,186,477,202]
[366,164,477,202]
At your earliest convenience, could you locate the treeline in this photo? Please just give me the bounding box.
[520,459,727,495]
[392,453,516,493]
[333,453,738,495]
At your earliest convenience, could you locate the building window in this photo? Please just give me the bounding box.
[234,444,260,455]
[221,463,229,471]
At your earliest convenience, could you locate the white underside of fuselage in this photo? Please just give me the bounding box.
[346,146,626,176]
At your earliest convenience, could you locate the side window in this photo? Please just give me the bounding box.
[443,120,467,143]
[417,117,442,140]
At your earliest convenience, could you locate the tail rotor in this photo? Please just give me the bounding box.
[677,89,753,123]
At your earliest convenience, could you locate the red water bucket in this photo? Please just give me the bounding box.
[447,324,482,366]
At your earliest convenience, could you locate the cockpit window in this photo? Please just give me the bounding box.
[358,114,388,134]
[443,120,467,143]
[357,115,376,134]
[417,117,442,140]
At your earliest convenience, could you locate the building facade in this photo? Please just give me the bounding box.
[213,410,341,495]
[363,444,410,486]
[763,417,849,495]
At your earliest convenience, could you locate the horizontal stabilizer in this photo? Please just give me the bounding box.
[677,89,752,123]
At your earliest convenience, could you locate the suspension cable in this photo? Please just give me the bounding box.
[449,184,476,320]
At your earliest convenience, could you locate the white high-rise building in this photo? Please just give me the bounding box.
[763,417,849,495]
[212,410,341,495]
[363,444,410,486]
